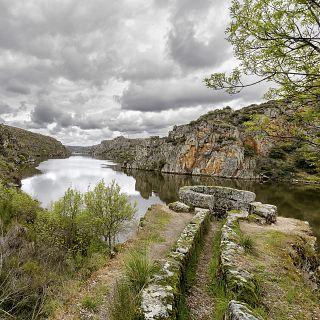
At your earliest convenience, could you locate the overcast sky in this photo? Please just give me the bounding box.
[0,0,268,146]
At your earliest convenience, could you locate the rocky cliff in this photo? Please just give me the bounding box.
[92,101,319,182]
[0,124,70,184]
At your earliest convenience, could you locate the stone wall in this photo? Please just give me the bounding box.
[140,208,210,319]
[179,185,256,217]
[219,210,262,317]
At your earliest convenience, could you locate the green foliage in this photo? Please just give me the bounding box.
[124,249,157,293]
[0,183,41,231]
[204,0,320,101]
[269,146,287,159]
[295,147,320,174]
[0,180,135,319]
[243,144,256,157]
[84,180,137,250]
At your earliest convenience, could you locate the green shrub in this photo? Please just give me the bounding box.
[269,146,287,159]
[244,144,256,157]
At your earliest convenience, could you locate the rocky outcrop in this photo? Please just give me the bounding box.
[92,100,319,181]
[0,124,70,184]
[168,201,191,213]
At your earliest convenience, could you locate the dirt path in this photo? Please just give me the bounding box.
[51,204,192,320]
[186,222,217,320]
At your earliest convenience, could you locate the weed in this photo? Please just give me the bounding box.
[108,280,137,320]
[124,249,157,293]
[239,234,255,254]
[81,295,101,312]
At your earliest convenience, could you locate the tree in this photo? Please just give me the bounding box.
[204,0,320,101]
[84,180,136,251]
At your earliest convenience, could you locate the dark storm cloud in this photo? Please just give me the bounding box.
[119,78,235,111]
[166,0,231,70]
[167,20,230,69]
[6,82,31,95]
[31,99,72,128]
[0,0,268,145]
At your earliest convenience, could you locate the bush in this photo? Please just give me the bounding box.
[244,144,256,157]
[269,146,287,159]
[84,180,137,251]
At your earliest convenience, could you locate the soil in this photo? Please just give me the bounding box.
[186,222,218,320]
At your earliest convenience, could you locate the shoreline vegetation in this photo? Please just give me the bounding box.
[0,174,319,319]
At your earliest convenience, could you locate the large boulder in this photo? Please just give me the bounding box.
[179,186,256,217]
[168,201,191,212]
[249,202,277,224]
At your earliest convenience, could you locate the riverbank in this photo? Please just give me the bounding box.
[50,205,193,319]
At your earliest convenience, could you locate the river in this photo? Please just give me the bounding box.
[21,155,320,242]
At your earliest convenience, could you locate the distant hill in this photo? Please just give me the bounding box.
[66,145,94,154]
[0,124,70,185]
[91,100,319,182]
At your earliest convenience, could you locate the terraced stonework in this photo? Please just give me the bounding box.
[140,208,210,319]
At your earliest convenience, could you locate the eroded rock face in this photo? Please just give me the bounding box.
[0,124,70,183]
[179,186,256,217]
[249,202,277,224]
[91,101,306,180]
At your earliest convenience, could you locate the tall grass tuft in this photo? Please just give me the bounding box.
[109,249,157,320]
[239,234,255,254]
[124,249,157,293]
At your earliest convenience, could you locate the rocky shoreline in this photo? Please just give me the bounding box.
[91,101,320,184]
[0,124,70,185]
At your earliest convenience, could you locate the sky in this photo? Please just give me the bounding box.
[0,0,269,146]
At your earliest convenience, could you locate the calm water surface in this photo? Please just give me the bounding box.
[21,156,320,242]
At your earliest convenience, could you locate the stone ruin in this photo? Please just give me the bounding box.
[140,185,277,320]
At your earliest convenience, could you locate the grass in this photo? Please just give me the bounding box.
[243,226,320,319]
[124,248,158,292]
[108,281,137,320]
[239,234,255,254]
[177,220,209,319]
[208,221,230,320]
[107,206,175,320]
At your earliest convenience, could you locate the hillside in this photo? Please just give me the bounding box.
[0,124,70,185]
[92,100,320,182]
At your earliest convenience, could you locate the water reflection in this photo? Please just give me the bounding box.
[124,169,320,241]
[21,156,163,223]
[21,156,320,243]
